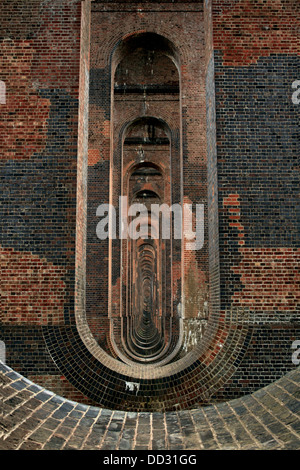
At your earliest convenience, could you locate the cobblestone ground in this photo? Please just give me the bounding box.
[0,363,299,451]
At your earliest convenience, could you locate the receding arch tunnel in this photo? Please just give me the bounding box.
[70,9,230,411]
[108,33,183,364]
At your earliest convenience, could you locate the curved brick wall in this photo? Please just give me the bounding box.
[1,363,299,450]
[41,309,251,411]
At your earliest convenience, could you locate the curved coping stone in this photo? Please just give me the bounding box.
[1,362,299,450]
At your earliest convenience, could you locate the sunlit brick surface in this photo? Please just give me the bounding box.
[1,363,299,450]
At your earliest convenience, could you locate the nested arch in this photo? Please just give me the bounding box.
[107,32,184,365]
[111,114,183,363]
[55,6,252,411]
[111,31,182,79]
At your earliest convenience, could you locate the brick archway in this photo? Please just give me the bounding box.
[51,0,251,411]
[40,0,250,411]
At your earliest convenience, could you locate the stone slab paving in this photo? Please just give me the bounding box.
[0,362,299,450]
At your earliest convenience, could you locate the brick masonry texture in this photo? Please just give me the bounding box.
[1,363,299,450]
[212,0,299,66]
[0,0,299,419]
[1,247,67,324]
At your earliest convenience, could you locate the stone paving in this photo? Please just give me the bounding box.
[0,362,299,450]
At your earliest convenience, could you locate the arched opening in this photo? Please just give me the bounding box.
[66,3,238,411]
[108,33,183,364]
